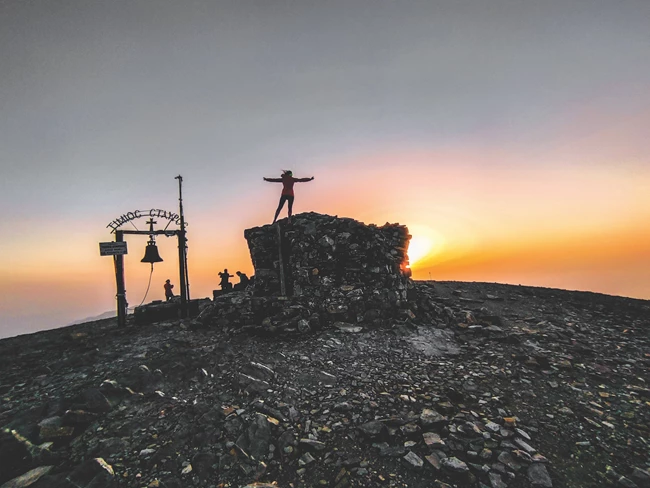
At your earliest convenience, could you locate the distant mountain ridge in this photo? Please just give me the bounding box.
[67,309,133,326]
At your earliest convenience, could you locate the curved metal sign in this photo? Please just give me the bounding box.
[107,209,181,232]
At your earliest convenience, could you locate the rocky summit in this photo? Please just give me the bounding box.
[0,213,649,488]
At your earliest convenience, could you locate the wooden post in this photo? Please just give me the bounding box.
[276,223,286,296]
[177,230,188,318]
[115,231,127,327]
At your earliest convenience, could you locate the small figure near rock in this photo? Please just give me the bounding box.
[219,269,234,292]
[263,170,314,224]
[163,279,174,301]
[234,271,250,291]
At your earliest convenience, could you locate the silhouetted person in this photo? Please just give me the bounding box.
[263,170,314,223]
[234,271,250,291]
[219,269,233,292]
[164,279,174,301]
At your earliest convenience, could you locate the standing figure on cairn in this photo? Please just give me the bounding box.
[263,170,314,224]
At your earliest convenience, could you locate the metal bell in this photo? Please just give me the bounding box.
[141,240,163,263]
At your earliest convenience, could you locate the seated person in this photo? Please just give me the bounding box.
[233,271,250,291]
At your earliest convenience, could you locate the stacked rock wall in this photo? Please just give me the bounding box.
[200,212,414,333]
[245,212,411,299]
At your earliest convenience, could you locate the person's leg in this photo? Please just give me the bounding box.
[273,195,288,223]
[287,196,295,220]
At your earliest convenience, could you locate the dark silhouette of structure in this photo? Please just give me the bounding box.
[263,170,314,223]
[104,176,190,326]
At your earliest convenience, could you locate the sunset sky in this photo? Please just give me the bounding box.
[1,0,649,338]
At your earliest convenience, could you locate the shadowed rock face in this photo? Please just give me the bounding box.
[244,212,411,298]
[200,213,414,334]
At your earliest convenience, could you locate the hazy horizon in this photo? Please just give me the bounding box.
[4,257,649,341]
[2,0,649,339]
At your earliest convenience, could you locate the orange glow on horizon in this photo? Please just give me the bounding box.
[3,132,650,337]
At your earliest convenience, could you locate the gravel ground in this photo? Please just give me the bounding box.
[0,281,648,488]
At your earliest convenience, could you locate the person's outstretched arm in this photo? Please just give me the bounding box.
[263,177,282,182]
[295,176,315,182]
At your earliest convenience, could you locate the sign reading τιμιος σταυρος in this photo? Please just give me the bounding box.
[106,209,181,231]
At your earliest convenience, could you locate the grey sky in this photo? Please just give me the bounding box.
[2,0,649,218]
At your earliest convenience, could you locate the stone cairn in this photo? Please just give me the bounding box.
[198,212,414,333]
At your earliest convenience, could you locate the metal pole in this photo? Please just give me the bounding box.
[115,231,127,326]
[175,175,189,316]
[276,224,286,296]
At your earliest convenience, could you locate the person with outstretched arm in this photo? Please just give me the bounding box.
[218,269,233,292]
[263,170,314,223]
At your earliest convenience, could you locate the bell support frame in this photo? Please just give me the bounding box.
[107,176,190,327]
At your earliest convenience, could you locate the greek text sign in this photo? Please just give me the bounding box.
[99,242,128,256]
[107,209,181,231]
